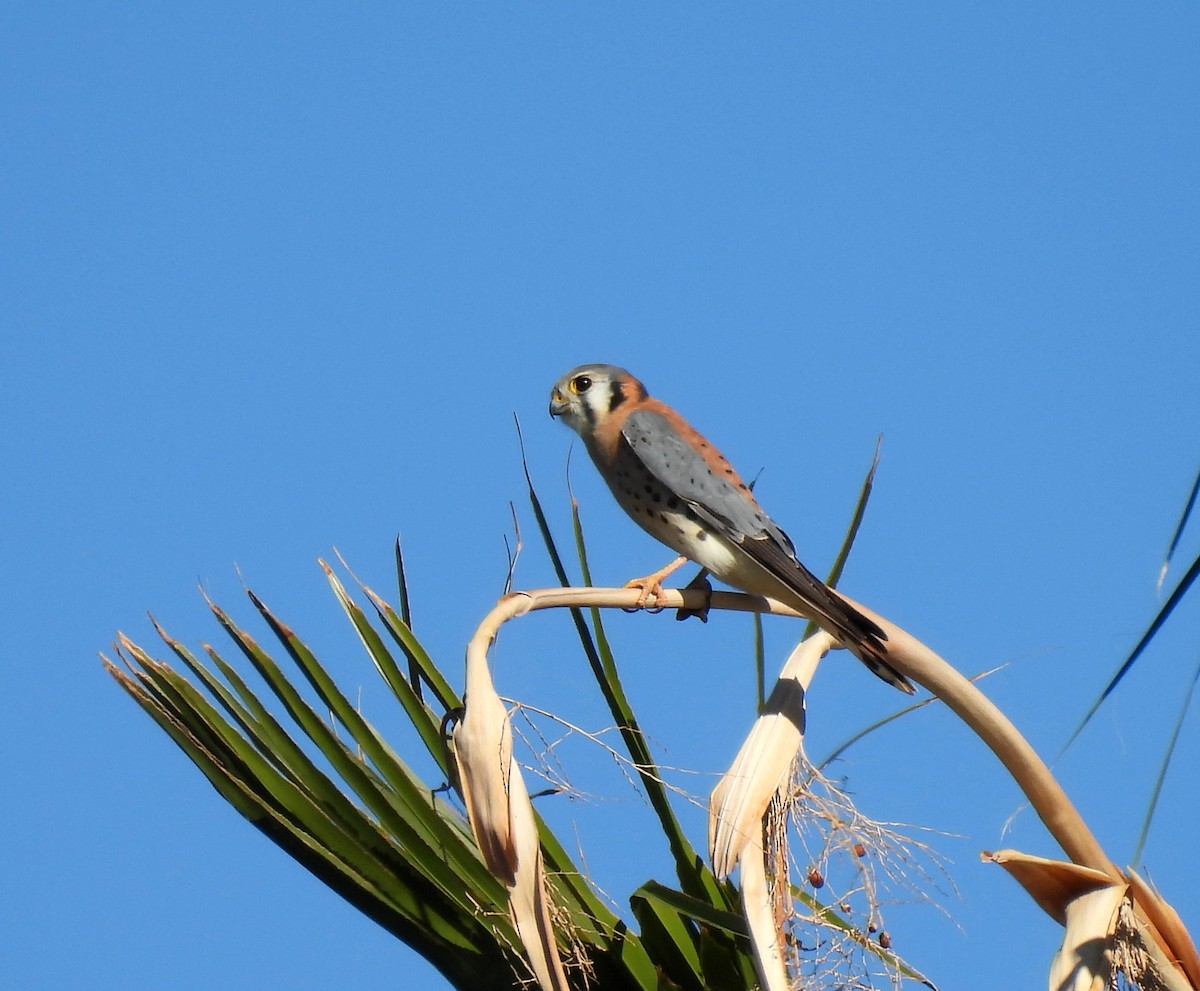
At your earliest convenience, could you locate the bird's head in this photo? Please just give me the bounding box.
[548,364,647,437]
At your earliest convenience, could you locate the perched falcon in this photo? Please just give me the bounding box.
[549,363,913,693]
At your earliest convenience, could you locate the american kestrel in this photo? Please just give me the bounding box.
[549,363,914,694]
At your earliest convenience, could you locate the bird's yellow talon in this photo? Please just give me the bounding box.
[623,556,687,609]
[624,578,662,608]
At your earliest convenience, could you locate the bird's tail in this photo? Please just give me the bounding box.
[846,624,914,695]
[805,583,915,695]
[740,540,916,693]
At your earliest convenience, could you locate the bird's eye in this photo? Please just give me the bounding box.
[570,375,593,394]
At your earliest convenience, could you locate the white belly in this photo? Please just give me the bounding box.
[635,507,742,577]
[636,506,803,607]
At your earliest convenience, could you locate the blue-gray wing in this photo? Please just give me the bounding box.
[619,409,909,692]
[620,408,798,555]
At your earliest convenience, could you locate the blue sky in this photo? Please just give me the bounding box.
[4,5,1198,989]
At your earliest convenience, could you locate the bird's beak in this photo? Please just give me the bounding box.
[548,390,567,419]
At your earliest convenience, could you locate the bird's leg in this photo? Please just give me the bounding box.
[624,556,688,609]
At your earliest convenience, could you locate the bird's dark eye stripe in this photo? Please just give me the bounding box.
[608,382,627,413]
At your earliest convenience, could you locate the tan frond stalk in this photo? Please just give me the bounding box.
[739,829,790,991]
[1055,884,1127,991]
[986,850,1196,991]
[464,583,1200,989]
[709,631,833,877]
[833,592,1111,873]
[474,583,1102,872]
[841,591,1200,988]
[456,593,569,991]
